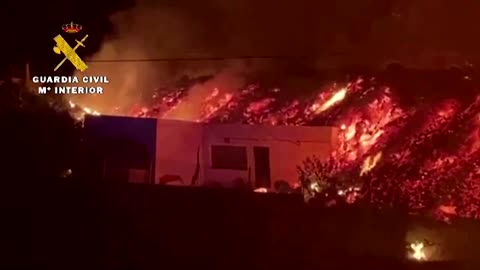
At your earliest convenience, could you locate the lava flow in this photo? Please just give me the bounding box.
[75,73,480,219]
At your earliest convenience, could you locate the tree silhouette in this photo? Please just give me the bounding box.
[0,79,78,180]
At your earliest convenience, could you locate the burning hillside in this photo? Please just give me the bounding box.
[74,69,480,219]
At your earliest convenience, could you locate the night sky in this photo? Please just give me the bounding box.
[0,0,133,77]
[2,0,478,112]
[2,0,480,77]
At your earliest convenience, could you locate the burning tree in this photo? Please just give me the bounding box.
[297,156,335,202]
[297,156,364,206]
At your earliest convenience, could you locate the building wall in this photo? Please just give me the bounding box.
[155,119,204,185]
[85,116,337,187]
[83,115,157,183]
[84,115,157,157]
[154,119,338,188]
[202,123,339,188]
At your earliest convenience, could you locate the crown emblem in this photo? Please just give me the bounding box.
[62,22,82,33]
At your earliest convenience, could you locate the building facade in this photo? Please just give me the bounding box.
[84,115,339,189]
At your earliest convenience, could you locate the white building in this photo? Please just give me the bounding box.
[83,115,339,188]
[154,119,339,189]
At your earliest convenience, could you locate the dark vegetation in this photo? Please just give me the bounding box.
[0,80,78,179]
[0,179,467,270]
[0,0,135,179]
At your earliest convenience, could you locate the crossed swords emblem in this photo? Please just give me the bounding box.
[53,34,89,72]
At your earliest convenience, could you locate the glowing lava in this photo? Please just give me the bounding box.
[72,75,480,219]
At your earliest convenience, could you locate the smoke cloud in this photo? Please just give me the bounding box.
[69,0,480,113]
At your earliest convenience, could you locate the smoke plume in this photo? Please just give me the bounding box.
[70,0,480,113]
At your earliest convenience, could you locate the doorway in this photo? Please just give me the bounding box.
[253,146,271,188]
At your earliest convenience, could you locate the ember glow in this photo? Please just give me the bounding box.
[360,151,383,176]
[75,74,480,219]
[68,100,101,121]
[409,242,427,261]
[254,188,268,193]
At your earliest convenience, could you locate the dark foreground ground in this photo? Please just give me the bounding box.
[0,179,477,270]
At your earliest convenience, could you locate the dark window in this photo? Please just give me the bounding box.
[211,145,248,170]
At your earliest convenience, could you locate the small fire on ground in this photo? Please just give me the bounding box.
[254,187,268,193]
[409,242,427,261]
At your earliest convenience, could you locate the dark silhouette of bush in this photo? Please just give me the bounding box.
[0,80,79,180]
[274,180,293,193]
